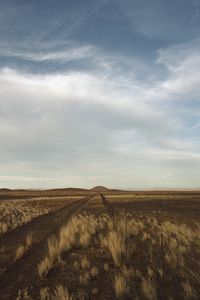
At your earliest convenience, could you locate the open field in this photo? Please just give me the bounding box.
[0,188,200,299]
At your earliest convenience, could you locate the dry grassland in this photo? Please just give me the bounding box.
[1,191,200,300]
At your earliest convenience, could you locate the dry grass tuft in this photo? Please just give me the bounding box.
[90,265,99,277]
[141,278,156,300]
[15,245,26,261]
[38,256,53,279]
[40,285,73,300]
[81,256,90,269]
[102,230,124,266]
[79,272,90,286]
[52,285,72,300]
[15,233,33,260]
[16,288,32,300]
[40,287,50,300]
[113,274,129,298]
[182,280,196,299]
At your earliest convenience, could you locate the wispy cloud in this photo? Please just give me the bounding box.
[0,45,95,62]
[156,40,200,96]
[0,38,200,188]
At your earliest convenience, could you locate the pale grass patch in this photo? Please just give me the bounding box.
[0,222,8,234]
[79,231,91,248]
[102,230,124,266]
[182,280,196,299]
[142,232,151,241]
[37,234,59,278]
[157,268,164,279]
[147,267,154,280]
[104,263,109,271]
[15,233,33,260]
[79,272,90,286]
[26,233,33,248]
[16,288,32,300]
[40,285,73,300]
[47,235,60,259]
[40,287,50,300]
[165,252,185,269]
[141,278,156,300]
[15,245,26,261]
[90,266,99,277]
[80,256,90,269]
[121,265,134,279]
[113,274,129,298]
[52,285,72,300]
[38,256,53,278]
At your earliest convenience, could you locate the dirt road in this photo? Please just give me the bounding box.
[0,195,93,299]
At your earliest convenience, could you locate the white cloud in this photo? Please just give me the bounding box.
[0,45,95,62]
[157,40,200,95]
[0,40,200,188]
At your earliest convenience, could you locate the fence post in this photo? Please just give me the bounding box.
[112,205,115,229]
[125,211,128,262]
[159,232,166,300]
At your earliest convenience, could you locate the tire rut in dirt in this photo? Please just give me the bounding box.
[0,195,93,300]
[100,193,114,216]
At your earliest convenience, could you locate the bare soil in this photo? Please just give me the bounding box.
[0,189,200,299]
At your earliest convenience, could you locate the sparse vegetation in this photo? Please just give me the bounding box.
[79,272,90,286]
[36,207,200,299]
[90,265,99,277]
[141,277,156,300]
[15,233,33,260]
[40,285,73,300]
[38,255,53,278]
[113,274,129,298]
[1,190,200,299]
[0,200,51,235]
[81,256,90,270]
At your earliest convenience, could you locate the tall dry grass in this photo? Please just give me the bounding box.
[38,214,99,278]
[15,233,33,260]
[40,285,73,300]
[37,210,200,299]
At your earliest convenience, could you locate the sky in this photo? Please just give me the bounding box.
[0,0,200,189]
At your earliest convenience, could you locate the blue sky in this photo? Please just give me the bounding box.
[0,0,200,189]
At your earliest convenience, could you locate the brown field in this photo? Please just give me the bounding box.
[0,188,200,299]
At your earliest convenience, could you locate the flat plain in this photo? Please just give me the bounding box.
[0,188,200,300]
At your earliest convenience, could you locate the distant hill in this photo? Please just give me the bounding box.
[47,187,88,193]
[91,186,110,192]
[0,188,11,192]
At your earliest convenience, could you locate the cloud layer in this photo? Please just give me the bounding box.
[0,1,200,189]
[0,38,200,189]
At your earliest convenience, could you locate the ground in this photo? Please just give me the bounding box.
[0,189,200,300]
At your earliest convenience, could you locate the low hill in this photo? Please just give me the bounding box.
[0,188,11,192]
[91,186,110,192]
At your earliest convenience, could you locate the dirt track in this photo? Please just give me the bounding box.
[0,195,93,299]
